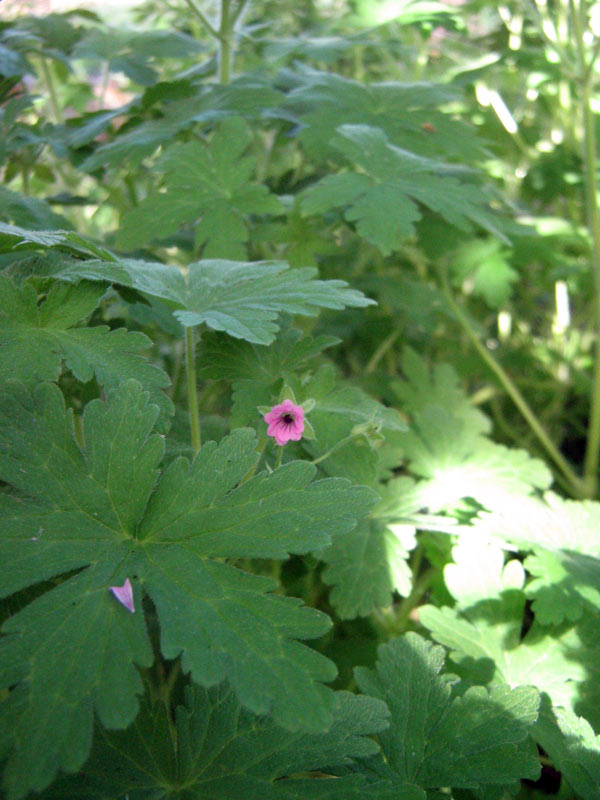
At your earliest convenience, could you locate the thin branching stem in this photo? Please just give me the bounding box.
[440,270,584,496]
[182,0,222,40]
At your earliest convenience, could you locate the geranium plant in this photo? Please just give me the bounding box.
[1,0,600,798]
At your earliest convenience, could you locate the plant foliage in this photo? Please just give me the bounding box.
[1,0,600,797]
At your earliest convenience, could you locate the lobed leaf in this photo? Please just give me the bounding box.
[0,276,173,430]
[285,69,485,163]
[301,125,502,255]
[475,491,600,624]
[43,683,389,799]
[117,117,283,256]
[353,633,540,792]
[0,380,377,797]
[47,257,373,343]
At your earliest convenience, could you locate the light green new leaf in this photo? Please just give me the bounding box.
[72,27,205,85]
[388,349,551,512]
[47,256,374,345]
[301,125,502,255]
[0,380,377,798]
[117,117,283,256]
[392,347,490,436]
[44,683,389,799]
[401,409,552,511]
[354,634,540,792]
[0,276,173,429]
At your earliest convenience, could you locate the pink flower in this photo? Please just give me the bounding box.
[109,578,135,613]
[264,399,305,446]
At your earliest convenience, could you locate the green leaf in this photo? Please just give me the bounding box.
[0,381,377,798]
[354,634,540,791]
[48,256,375,344]
[200,327,340,384]
[117,117,283,256]
[301,125,502,255]
[534,699,600,800]
[450,238,518,308]
[418,536,600,727]
[252,201,339,268]
[285,70,485,163]
[0,276,173,430]
[301,364,407,485]
[45,683,389,798]
[0,222,117,262]
[476,492,600,624]
[390,349,551,512]
[200,327,340,428]
[322,518,415,619]
[81,77,283,171]
[0,187,69,230]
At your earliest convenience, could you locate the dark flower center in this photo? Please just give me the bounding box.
[282,413,294,424]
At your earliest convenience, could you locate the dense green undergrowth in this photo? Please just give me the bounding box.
[1,0,600,797]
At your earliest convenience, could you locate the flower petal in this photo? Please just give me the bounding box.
[109,578,135,613]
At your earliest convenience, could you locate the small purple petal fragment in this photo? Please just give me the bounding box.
[109,578,135,613]
[263,399,305,446]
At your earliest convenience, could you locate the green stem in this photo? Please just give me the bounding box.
[217,0,247,84]
[73,414,85,450]
[571,0,600,497]
[274,446,283,469]
[395,566,436,627]
[365,328,401,374]
[311,434,356,466]
[39,56,63,124]
[185,327,202,454]
[182,0,222,39]
[218,0,233,84]
[231,0,250,25]
[441,273,584,496]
